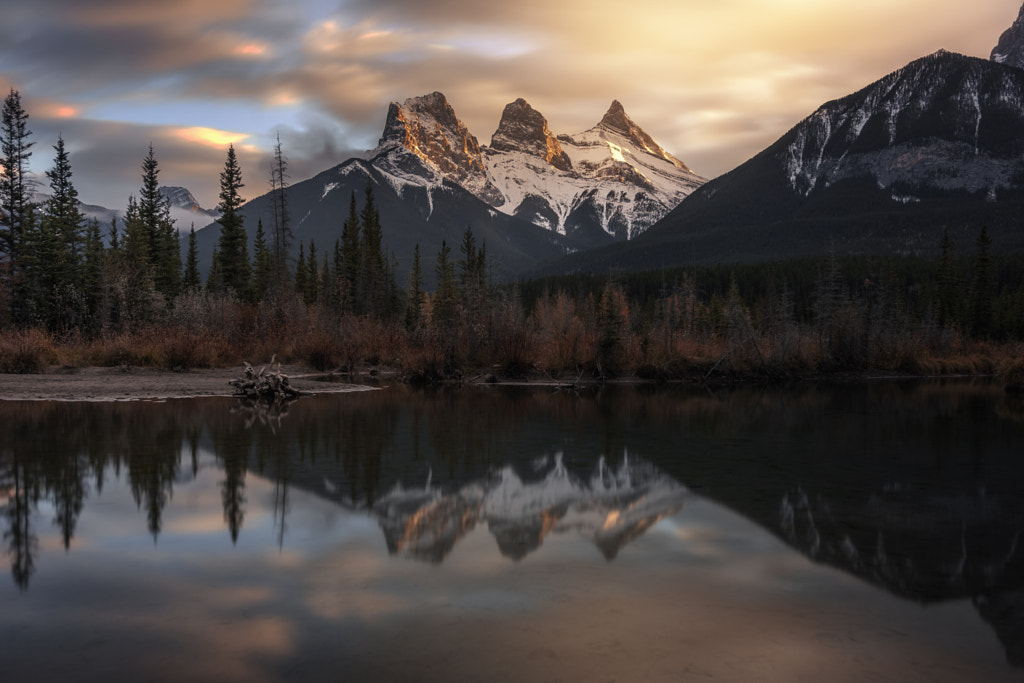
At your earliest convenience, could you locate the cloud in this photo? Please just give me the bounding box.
[1,0,1019,205]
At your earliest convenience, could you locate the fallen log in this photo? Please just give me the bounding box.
[229,356,301,401]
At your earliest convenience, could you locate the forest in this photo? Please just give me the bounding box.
[2,88,1024,386]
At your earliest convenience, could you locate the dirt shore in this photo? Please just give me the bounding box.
[0,365,374,401]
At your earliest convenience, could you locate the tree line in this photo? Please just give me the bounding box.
[2,86,1022,381]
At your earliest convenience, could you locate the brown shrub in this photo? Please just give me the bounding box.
[0,328,57,373]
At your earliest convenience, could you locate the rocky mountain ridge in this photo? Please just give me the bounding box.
[992,3,1024,70]
[371,92,706,246]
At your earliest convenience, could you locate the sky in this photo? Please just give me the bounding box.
[0,0,1020,212]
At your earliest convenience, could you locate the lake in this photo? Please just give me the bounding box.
[2,380,1023,682]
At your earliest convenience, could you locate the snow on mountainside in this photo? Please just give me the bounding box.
[992,2,1024,70]
[780,50,1024,200]
[369,92,705,245]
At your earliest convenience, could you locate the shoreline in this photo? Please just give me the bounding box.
[0,365,375,402]
[0,364,1007,402]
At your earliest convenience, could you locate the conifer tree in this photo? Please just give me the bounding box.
[81,218,104,331]
[41,135,84,288]
[137,146,179,299]
[432,239,458,330]
[251,218,272,301]
[214,144,249,298]
[1,89,35,323]
[359,183,385,315]
[339,192,361,312]
[182,226,201,292]
[0,88,34,261]
[406,243,425,331]
[319,254,334,308]
[206,246,222,294]
[458,226,488,325]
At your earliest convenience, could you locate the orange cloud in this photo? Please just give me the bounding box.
[177,126,250,147]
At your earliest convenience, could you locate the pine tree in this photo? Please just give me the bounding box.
[81,218,104,331]
[406,243,425,331]
[458,226,488,326]
[0,89,34,261]
[359,183,385,316]
[182,226,201,292]
[137,146,179,299]
[215,144,250,298]
[41,134,84,288]
[1,89,36,324]
[432,239,458,330]
[251,218,272,301]
[339,192,361,313]
[206,246,222,294]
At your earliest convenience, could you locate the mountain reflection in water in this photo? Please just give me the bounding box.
[2,381,1024,675]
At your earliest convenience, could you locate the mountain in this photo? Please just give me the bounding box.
[32,185,214,240]
[545,49,1024,273]
[159,186,219,229]
[373,92,705,248]
[194,92,700,283]
[992,3,1024,69]
[193,155,573,287]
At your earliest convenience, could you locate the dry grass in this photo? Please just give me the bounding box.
[3,295,1023,384]
[0,328,58,373]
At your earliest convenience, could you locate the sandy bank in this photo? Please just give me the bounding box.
[0,365,374,402]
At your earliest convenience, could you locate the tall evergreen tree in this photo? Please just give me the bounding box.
[41,134,84,288]
[137,146,179,299]
[182,226,201,292]
[81,218,104,331]
[0,89,34,261]
[458,225,488,325]
[359,183,386,316]
[406,243,425,331]
[251,218,272,301]
[214,144,250,298]
[432,239,458,330]
[1,89,36,324]
[339,192,361,313]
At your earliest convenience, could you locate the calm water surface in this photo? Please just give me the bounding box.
[2,381,1024,682]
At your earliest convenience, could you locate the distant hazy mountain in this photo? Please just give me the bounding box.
[159,186,219,229]
[541,49,1024,274]
[33,185,216,240]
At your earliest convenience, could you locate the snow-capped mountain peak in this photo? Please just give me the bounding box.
[489,98,573,172]
[593,100,693,172]
[367,92,706,244]
[373,91,503,205]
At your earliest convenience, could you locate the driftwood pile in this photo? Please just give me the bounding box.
[229,357,301,401]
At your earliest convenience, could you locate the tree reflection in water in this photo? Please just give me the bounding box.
[2,381,1024,666]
